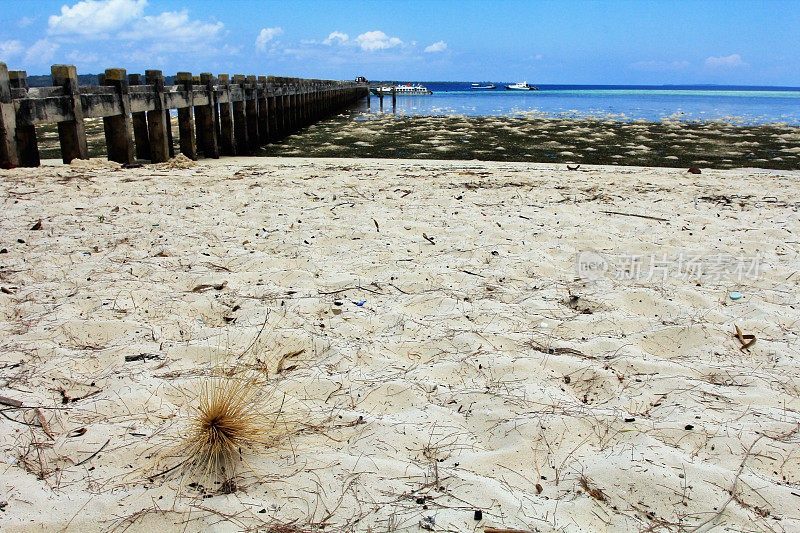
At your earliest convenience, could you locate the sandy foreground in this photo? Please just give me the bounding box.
[1,156,799,532]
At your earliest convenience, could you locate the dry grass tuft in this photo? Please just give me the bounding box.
[148,355,298,490]
[181,370,288,482]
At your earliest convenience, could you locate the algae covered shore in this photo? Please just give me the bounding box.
[30,112,800,171]
[257,112,799,170]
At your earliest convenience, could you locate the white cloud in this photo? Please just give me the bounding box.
[255,27,284,52]
[322,31,349,45]
[119,10,223,43]
[630,59,690,71]
[355,30,402,52]
[18,16,36,28]
[0,40,24,58]
[705,54,746,68]
[424,40,447,53]
[48,0,147,38]
[66,50,100,64]
[24,39,60,64]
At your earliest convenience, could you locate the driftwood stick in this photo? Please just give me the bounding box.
[601,210,668,222]
[0,395,23,407]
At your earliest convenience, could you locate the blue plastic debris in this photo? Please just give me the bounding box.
[729,292,743,300]
[354,300,366,306]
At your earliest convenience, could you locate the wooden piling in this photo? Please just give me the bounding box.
[267,89,278,142]
[144,70,170,163]
[257,75,269,144]
[8,70,39,167]
[231,75,249,154]
[195,73,219,158]
[50,65,89,164]
[176,72,197,160]
[102,68,135,164]
[292,81,301,130]
[300,83,308,127]
[278,86,289,138]
[245,75,259,152]
[217,74,235,156]
[0,62,19,167]
[128,73,151,161]
[284,87,293,134]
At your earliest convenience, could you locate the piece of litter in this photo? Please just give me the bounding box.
[197,318,205,324]
[540,322,548,328]
[354,300,366,306]
[419,516,435,530]
[734,324,756,351]
[729,291,743,300]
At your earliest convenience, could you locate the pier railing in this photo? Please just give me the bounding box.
[0,62,368,167]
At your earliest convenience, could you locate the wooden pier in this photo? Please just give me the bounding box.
[0,62,368,167]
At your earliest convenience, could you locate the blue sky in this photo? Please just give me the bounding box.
[0,0,798,84]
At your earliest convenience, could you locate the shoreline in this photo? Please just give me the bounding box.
[1,156,799,531]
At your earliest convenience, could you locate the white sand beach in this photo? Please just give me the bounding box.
[1,156,799,531]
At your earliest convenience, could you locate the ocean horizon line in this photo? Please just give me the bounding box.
[371,81,800,90]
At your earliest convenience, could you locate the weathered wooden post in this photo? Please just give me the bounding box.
[286,80,294,134]
[102,68,135,164]
[267,83,278,142]
[144,70,170,163]
[50,65,88,163]
[257,75,269,145]
[283,83,293,134]
[293,80,301,130]
[217,74,235,156]
[311,83,319,121]
[128,73,150,161]
[270,83,282,139]
[280,86,290,136]
[195,73,219,158]
[272,80,285,139]
[231,75,249,154]
[8,70,39,167]
[245,75,259,151]
[0,62,19,167]
[301,82,309,127]
[391,83,396,112]
[176,72,197,160]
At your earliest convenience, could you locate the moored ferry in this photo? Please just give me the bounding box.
[371,83,433,95]
[505,81,539,91]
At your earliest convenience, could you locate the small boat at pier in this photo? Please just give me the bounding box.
[471,83,497,89]
[505,82,539,91]
[370,83,433,96]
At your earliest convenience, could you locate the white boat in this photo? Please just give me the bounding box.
[471,83,496,89]
[505,82,538,91]
[370,83,433,96]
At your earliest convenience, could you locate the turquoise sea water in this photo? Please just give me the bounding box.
[359,83,800,124]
